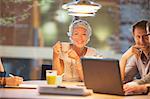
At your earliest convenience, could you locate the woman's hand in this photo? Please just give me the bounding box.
[68,49,80,61]
[53,41,62,54]
[5,76,23,86]
[53,41,64,75]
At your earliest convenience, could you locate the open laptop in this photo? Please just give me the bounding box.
[81,58,141,96]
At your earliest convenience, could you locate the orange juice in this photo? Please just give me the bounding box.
[46,75,57,85]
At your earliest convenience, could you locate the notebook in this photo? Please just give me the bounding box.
[5,84,38,89]
[81,58,142,96]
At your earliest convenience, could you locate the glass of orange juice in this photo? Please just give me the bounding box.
[46,70,57,85]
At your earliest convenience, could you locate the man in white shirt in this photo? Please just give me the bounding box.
[123,20,150,94]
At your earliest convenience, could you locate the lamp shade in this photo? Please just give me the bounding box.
[62,0,101,17]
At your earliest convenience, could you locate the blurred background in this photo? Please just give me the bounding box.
[0,0,150,80]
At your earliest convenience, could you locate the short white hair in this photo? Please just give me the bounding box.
[67,19,92,37]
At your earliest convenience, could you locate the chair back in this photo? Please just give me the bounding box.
[41,64,52,80]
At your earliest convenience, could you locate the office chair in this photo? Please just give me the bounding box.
[41,64,52,80]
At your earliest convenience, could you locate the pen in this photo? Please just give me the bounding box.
[9,73,14,77]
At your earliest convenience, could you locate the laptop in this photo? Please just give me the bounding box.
[81,58,141,96]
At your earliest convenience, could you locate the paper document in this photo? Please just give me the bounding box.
[5,84,38,89]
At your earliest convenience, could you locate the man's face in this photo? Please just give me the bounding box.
[133,27,150,49]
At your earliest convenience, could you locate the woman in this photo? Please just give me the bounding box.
[53,19,101,82]
[0,58,23,86]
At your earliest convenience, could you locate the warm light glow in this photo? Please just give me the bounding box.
[68,5,99,13]
[68,12,95,17]
[62,0,101,17]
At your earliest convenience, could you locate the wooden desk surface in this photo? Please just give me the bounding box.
[0,80,149,99]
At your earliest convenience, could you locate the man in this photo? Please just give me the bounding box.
[0,58,23,87]
[121,20,150,94]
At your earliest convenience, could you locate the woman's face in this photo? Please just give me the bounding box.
[71,26,89,48]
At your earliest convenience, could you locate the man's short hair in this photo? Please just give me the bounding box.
[132,20,148,35]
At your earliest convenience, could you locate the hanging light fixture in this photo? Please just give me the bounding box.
[62,0,101,17]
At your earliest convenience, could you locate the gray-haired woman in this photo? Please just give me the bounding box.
[53,19,102,82]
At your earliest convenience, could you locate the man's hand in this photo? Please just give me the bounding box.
[123,82,147,94]
[5,76,23,86]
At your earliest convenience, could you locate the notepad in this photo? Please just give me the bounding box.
[38,85,93,96]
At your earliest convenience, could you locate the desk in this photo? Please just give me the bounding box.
[0,80,149,99]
